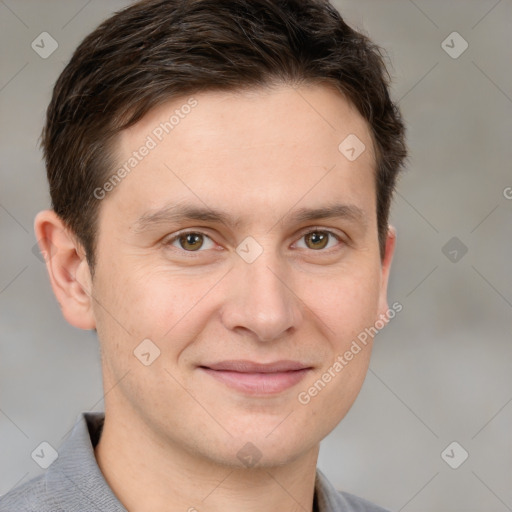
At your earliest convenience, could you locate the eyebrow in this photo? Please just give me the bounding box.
[131,201,366,234]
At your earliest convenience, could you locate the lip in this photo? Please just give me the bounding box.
[199,359,312,395]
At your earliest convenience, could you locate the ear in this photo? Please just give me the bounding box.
[34,209,96,330]
[376,225,396,320]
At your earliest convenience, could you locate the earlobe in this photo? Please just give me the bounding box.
[34,209,96,330]
[377,225,397,319]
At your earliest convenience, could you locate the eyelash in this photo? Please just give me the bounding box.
[163,227,345,256]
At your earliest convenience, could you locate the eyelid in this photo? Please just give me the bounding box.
[292,226,346,251]
[163,226,347,254]
[163,228,218,253]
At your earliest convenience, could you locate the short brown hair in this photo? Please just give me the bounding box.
[41,0,407,276]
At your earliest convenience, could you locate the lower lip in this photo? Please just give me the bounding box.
[200,368,311,395]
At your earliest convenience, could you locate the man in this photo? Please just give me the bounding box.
[0,0,406,510]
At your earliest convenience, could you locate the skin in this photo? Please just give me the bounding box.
[35,83,396,512]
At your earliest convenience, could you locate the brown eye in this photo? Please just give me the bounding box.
[305,231,334,250]
[304,231,328,250]
[295,229,343,252]
[165,231,215,252]
[178,232,204,251]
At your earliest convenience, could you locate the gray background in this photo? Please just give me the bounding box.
[1,0,511,510]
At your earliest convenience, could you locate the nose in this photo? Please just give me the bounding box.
[220,245,302,342]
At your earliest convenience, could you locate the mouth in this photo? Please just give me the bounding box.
[198,360,313,395]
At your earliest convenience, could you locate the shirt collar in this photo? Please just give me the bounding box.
[45,412,125,511]
[46,412,345,512]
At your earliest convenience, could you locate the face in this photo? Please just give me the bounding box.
[86,84,394,467]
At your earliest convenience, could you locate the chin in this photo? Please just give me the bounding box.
[208,428,317,470]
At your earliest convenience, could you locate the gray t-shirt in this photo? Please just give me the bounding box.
[0,412,391,512]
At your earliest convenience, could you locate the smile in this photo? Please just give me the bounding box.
[199,360,312,395]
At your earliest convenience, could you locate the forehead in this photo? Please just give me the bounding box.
[105,84,377,227]
[119,83,374,157]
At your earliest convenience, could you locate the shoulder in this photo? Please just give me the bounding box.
[337,489,392,512]
[0,474,57,512]
[1,412,125,512]
[315,468,391,512]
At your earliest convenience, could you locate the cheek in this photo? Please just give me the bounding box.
[92,262,216,358]
[295,266,382,434]
[307,261,383,345]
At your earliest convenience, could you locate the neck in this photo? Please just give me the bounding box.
[94,409,320,512]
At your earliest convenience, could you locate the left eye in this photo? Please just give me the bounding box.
[294,230,342,251]
[165,229,342,253]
